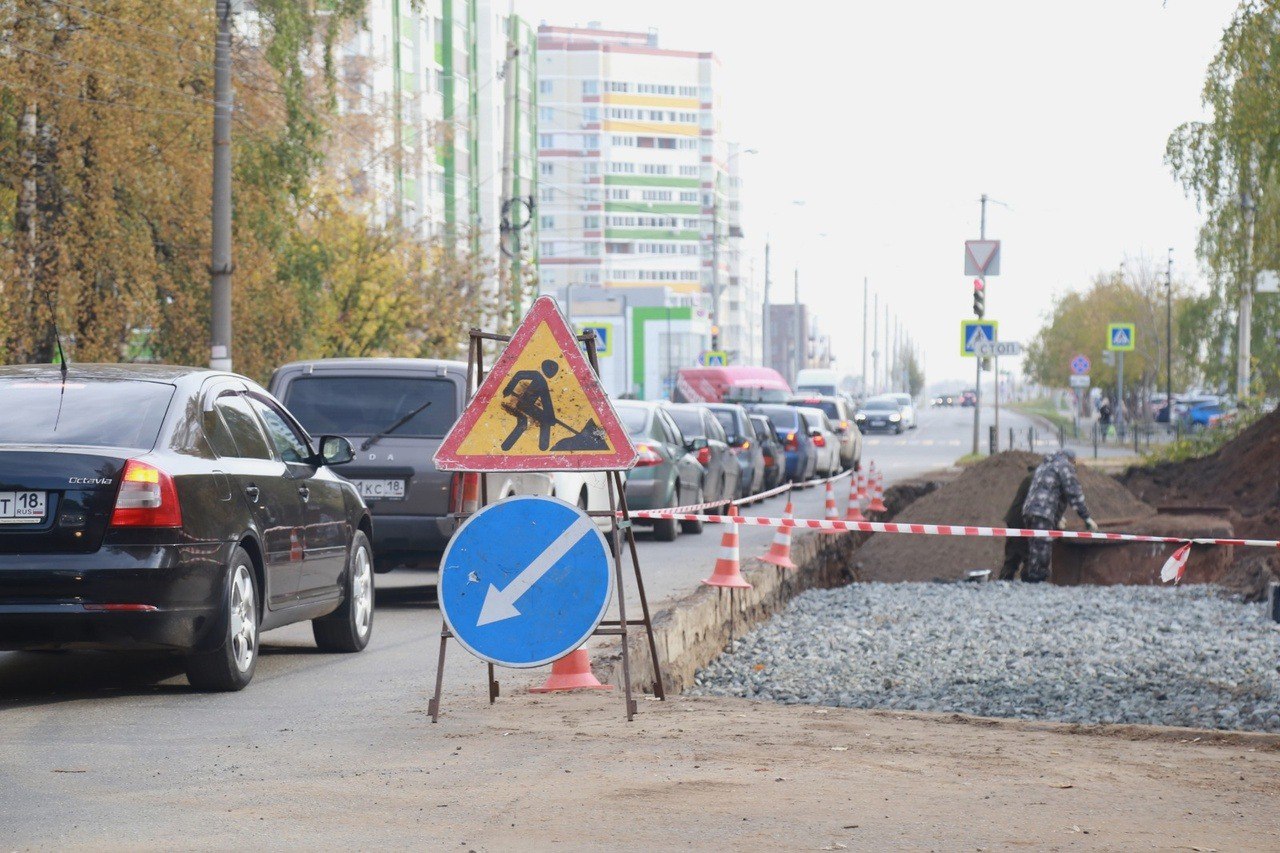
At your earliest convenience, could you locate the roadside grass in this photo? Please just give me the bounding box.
[1007,398,1074,435]
[1142,406,1263,465]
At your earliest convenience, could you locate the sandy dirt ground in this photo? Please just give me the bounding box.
[11,691,1278,851]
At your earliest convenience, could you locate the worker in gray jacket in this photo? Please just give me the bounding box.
[1021,449,1099,583]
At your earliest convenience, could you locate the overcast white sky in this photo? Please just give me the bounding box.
[516,0,1239,385]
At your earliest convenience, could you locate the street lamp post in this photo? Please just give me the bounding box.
[709,147,756,353]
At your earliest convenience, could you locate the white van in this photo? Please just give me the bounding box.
[795,368,842,398]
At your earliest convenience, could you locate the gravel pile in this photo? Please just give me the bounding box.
[692,583,1280,732]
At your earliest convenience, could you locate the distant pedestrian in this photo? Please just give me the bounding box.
[1097,398,1113,431]
[1021,449,1099,583]
[998,465,1037,580]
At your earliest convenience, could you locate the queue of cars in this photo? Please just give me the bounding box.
[0,352,916,687]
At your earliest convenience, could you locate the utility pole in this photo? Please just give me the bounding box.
[971,193,987,456]
[871,292,879,395]
[209,0,234,371]
[883,302,889,392]
[1165,248,1174,415]
[862,277,868,397]
[1238,185,1256,400]
[762,239,771,369]
[710,176,722,351]
[499,1,519,326]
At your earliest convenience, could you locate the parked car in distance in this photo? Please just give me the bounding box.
[614,401,705,541]
[787,395,861,471]
[706,403,765,498]
[748,414,787,491]
[797,407,841,477]
[0,365,374,692]
[856,396,907,434]
[662,404,741,511]
[889,393,918,429]
[672,366,792,405]
[269,358,552,574]
[747,404,818,483]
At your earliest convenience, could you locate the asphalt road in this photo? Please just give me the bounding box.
[0,403,1051,844]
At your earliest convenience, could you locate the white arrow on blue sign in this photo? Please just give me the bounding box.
[438,495,613,668]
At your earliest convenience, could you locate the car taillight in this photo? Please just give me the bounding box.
[783,432,798,451]
[812,434,826,447]
[110,459,182,528]
[696,446,712,466]
[635,443,663,467]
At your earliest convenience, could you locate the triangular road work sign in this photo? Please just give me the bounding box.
[964,239,1001,276]
[435,296,638,472]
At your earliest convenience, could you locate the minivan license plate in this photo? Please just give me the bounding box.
[353,479,405,500]
[0,491,46,523]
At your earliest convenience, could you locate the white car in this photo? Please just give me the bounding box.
[890,393,918,429]
[796,407,841,477]
[550,471,613,511]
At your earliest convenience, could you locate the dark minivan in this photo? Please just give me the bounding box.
[0,365,373,692]
[270,359,463,573]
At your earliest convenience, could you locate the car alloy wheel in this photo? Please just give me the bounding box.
[229,562,257,673]
[350,542,373,642]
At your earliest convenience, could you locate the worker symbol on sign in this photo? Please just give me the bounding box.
[501,360,561,451]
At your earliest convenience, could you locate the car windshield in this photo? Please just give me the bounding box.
[666,408,704,437]
[282,376,457,437]
[616,404,650,436]
[893,395,911,405]
[754,405,799,430]
[0,378,174,449]
[862,399,897,412]
[797,384,837,396]
[711,410,739,438]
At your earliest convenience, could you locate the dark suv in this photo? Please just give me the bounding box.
[269,358,553,574]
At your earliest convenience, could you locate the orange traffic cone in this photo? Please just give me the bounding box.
[845,472,866,522]
[529,648,610,692]
[821,478,841,534]
[867,467,887,514]
[762,499,799,570]
[703,516,751,588]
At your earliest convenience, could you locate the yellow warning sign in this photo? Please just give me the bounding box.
[434,296,637,471]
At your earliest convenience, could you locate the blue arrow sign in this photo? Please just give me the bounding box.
[439,495,613,668]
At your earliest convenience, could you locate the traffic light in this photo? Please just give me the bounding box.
[710,324,720,350]
[972,278,985,318]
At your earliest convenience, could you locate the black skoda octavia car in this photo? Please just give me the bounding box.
[0,364,374,691]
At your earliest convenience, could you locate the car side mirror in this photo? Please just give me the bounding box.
[318,435,354,466]
[729,436,747,448]
[808,428,823,438]
[685,437,709,452]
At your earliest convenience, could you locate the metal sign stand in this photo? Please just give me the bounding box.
[428,327,665,723]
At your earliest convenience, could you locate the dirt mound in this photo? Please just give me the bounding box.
[1119,407,1280,598]
[857,452,1155,583]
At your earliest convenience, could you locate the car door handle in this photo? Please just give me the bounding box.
[297,485,310,502]
[244,484,260,503]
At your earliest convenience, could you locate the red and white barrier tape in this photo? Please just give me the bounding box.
[624,511,1280,550]
[659,480,793,516]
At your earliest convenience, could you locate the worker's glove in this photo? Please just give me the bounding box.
[1056,516,1066,530]
[1085,517,1100,533]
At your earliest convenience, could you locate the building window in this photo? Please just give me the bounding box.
[540,188,556,202]
[583,107,599,122]
[584,216,600,229]
[640,189,672,201]
[606,242,631,254]
[539,134,554,148]
[540,215,555,229]
[607,162,635,174]
[607,80,629,93]
[584,242,601,256]
[582,80,599,96]
[539,107,554,122]
[540,162,553,176]
[538,80,553,94]
[679,165,698,176]
[679,191,697,202]
[583,161,598,175]
[583,134,599,149]
[607,188,630,200]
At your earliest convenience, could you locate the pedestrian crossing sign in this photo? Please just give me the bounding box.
[435,296,637,472]
[1107,323,1135,352]
[960,319,998,357]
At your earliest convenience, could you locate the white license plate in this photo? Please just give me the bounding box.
[0,491,46,523]
[352,479,406,500]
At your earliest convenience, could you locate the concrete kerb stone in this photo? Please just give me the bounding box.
[594,528,866,696]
